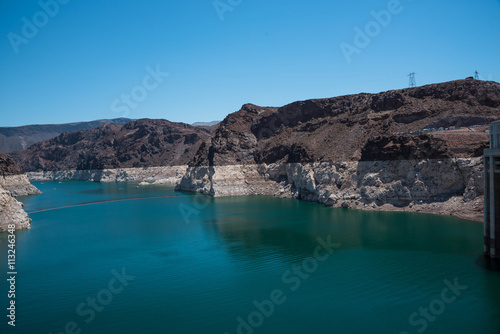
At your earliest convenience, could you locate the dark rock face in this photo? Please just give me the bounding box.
[407,77,500,107]
[200,104,279,166]
[360,135,451,161]
[188,79,500,166]
[0,118,133,153]
[12,119,211,172]
[370,92,406,112]
[0,152,24,177]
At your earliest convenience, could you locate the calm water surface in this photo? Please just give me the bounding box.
[1,181,499,334]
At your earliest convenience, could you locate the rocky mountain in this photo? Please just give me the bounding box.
[0,186,31,232]
[190,78,498,166]
[0,118,133,153]
[177,78,500,221]
[0,151,40,231]
[12,119,211,173]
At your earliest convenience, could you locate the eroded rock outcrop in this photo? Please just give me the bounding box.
[0,185,31,232]
[177,158,483,221]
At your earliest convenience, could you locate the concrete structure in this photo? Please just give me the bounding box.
[484,121,500,259]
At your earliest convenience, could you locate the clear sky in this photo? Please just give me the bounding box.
[1,0,499,127]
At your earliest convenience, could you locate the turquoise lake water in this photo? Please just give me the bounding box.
[1,181,499,334]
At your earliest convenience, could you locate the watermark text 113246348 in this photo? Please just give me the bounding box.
[6,224,17,327]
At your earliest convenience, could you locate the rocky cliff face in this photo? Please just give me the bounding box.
[177,79,500,221]
[12,119,211,173]
[195,78,497,165]
[0,152,39,231]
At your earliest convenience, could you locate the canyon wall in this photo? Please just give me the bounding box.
[177,79,499,222]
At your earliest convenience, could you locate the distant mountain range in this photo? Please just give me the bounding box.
[191,121,220,127]
[191,121,221,132]
[0,118,133,153]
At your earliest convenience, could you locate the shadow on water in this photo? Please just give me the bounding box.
[198,195,485,263]
[476,255,500,272]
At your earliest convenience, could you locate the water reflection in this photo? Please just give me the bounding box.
[202,195,484,261]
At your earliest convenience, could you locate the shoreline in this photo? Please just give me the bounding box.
[330,196,483,223]
[26,166,188,183]
[176,159,484,223]
[25,160,485,223]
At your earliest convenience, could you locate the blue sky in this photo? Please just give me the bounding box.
[0,0,499,126]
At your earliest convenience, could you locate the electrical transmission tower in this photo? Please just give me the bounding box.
[408,72,416,88]
[474,71,479,80]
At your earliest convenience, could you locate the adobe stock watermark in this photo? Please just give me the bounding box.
[7,0,71,54]
[49,268,135,334]
[178,193,211,225]
[399,277,467,334]
[111,64,169,117]
[224,235,341,334]
[213,0,243,21]
[339,0,409,64]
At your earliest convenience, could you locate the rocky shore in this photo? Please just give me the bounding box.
[177,157,484,222]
